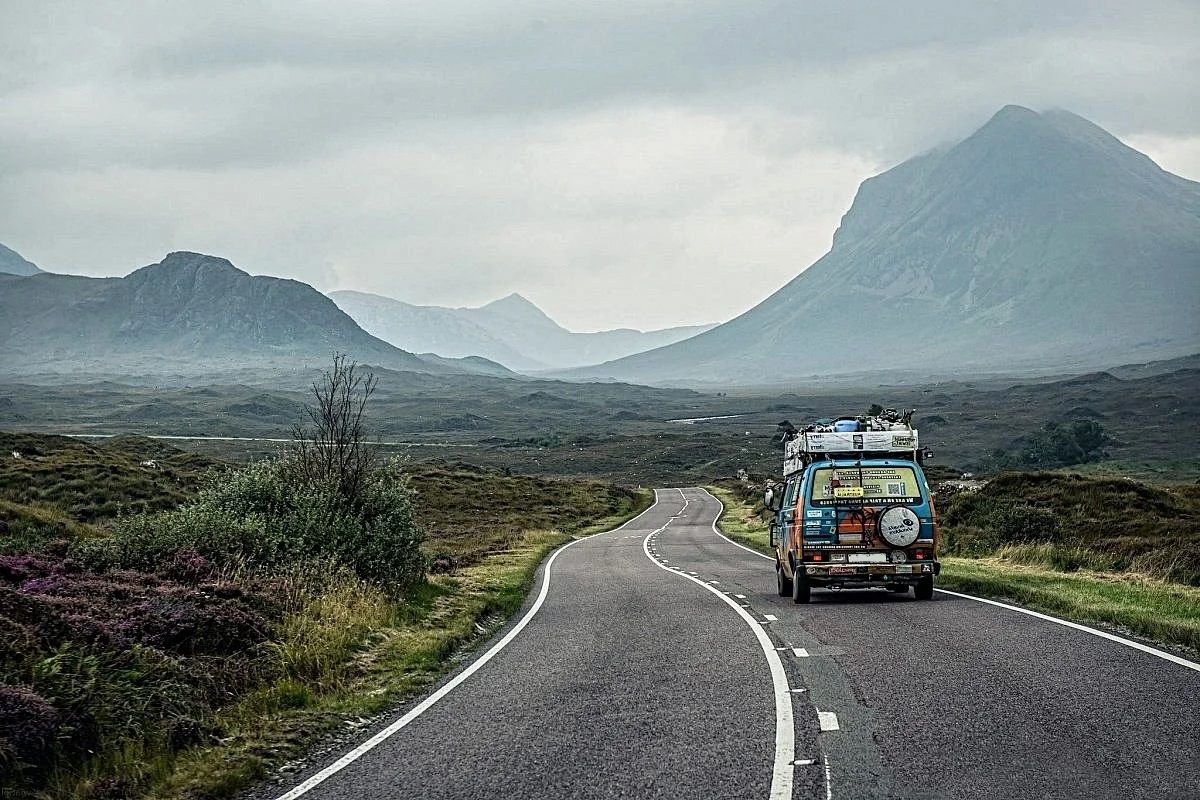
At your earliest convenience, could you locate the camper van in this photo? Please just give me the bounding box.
[766,413,939,604]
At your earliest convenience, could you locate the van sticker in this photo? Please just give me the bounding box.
[806,510,823,518]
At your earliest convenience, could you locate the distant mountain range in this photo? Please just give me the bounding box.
[0,251,511,377]
[0,244,42,276]
[329,290,715,371]
[566,106,1200,385]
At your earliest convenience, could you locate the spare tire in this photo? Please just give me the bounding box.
[878,506,920,547]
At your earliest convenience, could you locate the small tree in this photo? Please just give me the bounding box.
[291,354,380,509]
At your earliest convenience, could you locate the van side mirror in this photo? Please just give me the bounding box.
[764,487,781,512]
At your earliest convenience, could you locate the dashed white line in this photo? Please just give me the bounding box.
[792,648,810,658]
[817,711,840,732]
[641,496,795,800]
[764,614,779,622]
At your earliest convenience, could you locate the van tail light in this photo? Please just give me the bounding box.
[913,550,928,560]
[811,552,825,562]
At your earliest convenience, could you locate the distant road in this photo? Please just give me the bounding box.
[64,433,477,447]
[262,489,1200,800]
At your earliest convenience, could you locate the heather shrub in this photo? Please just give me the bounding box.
[118,595,269,656]
[0,684,60,784]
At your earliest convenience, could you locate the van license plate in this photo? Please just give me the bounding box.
[848,553,887,563]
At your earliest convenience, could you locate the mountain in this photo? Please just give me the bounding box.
[568,106,1200,386]
[0,243,42,276]
[329,289,716,371]
[0,251,485,376]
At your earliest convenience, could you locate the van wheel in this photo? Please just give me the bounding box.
[777,563,793,597]
[792,567,811,604]
[914,576,934,600]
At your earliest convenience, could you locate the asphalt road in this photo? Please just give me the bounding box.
[268,488,1200,800]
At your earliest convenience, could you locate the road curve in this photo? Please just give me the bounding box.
[263,488,1200,800]
[263,489,816,800]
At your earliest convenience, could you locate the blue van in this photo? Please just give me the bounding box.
[767,456,940,603]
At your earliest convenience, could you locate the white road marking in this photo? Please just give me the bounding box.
[699,486,1200,677]
[817,711,840,731]
[824,759,834,800]
[795,758,816,766]
[790,687,808,693]
[270,490,668,800]
[934,589,1200,673]
[764,614,779,621]
[734,594,747,599]
[792,648,810,658]
[641,499,794,800]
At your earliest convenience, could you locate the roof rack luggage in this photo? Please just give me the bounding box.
[782,409,922,477]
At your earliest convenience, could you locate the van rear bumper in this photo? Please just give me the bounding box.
[800,560,940,585]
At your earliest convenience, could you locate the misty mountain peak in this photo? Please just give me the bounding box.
[581,106,1200,383]
[156,251,247,275]
[478,292,560,327]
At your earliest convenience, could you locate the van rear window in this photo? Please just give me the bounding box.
[810,466,922,506]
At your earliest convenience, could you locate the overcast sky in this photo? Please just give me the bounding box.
[2,1,1197,331]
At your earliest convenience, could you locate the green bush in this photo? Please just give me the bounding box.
[992,420,1112,469]
[77,458,425,588]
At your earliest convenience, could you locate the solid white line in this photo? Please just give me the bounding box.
[271,490,668,800]
[640,505,795,800]
[934,588,1200,673]
[698,487,774,562]
[817,711,840,731]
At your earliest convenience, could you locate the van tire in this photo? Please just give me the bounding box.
[777,562,793,597]
[791,568,811,604]
[914,576,934,601]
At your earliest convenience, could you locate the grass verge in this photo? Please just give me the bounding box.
[147,488,653,800]
[938,557,1200,653]
[707,486,771,556]
[709,484,1199,654]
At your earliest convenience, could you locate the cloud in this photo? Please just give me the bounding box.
[1,0,1197,330]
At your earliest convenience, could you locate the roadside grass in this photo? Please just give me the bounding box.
[707,486,772,556]
[709,482,1200,653]
[938,557,1200,653]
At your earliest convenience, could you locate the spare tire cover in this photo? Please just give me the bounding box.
[878,506,921,547]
